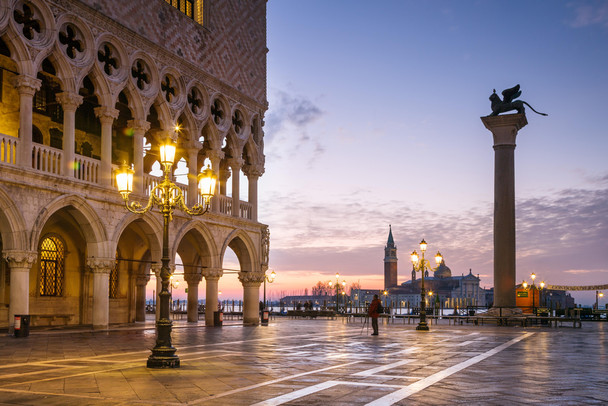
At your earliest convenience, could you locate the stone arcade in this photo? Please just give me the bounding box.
[0,0,268,330]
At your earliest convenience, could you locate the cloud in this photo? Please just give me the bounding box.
[261,181,608,291]
[265,89,324,143]
[567,1,608,28]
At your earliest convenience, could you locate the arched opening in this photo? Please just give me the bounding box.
[33,58,63,149]
[31,207,88,326]
[112,90,133,165]
[75,76,101,159]
[0,37,20,141]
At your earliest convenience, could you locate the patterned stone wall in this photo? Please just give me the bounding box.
[76,0,267,105]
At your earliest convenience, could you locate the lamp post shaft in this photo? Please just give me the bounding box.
[147,201,179,368]
[263,278,267,309]
[416,252,429,331]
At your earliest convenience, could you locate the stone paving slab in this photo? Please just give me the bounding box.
[0,318,606,405]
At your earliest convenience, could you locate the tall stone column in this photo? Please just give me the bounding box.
[207,149,223,213]
[184,273,202,322]
[56,92,83,177]
[3,251,36,330]
[127,119,150,195]
[481,114,528,311]
[244,166,263,222]
[203,268,223,326]
[11,75,41,168]
[187,148,199,207]
[88,258,115,330]
[239,271,264,325]
[94,107,119,186]
[135,273,150,322]
[229,158,244,218]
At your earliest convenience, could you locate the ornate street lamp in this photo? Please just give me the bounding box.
[410,239,442,331]
[263,269,276,309]
[116,139,217,368]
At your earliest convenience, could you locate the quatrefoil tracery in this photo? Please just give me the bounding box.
[59,25,83,59]
[14,4,41,41]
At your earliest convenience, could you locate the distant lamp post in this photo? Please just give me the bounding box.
[382,290,388,312]
[116,139,217,369]
[428,290,434,315]
[411,239,442,331]
[329,273,343,313]
[596,291,604,310]
[263,269,276,309]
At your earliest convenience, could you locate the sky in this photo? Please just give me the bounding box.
[171,1,608,306]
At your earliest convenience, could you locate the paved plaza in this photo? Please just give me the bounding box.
[0,318,606,405]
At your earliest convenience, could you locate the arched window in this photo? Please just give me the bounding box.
[39,236,65,296]
[109,253,118,299]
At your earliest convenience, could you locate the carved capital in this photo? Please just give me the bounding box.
[184,272,203,285]
[202,268,223,280]
[87,257,116,273]
[243,164,264,179]
[94,106,120,123]
[11,75,41,95]
[136,273,151,286]
[206,149,224,162]
[3,250,37,269]
[127,119,151,135]
[238,271,264,287]
[228,158,245,171]
[55,92,83,112]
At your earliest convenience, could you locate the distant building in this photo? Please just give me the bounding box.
[382,227,491,310]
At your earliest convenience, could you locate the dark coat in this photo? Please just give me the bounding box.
[368,298,381,319]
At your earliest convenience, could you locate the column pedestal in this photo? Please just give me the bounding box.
[481,114,527,310]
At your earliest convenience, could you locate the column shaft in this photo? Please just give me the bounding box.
[12,76,41,168]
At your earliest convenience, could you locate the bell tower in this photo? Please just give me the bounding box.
[384,225,398,289]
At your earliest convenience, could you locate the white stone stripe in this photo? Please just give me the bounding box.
[251,381,340,406]
[455,340,476,346]
[386,346,421,357]
[189,361,361,405]
[365,332,534,406]
[352,359,413,377]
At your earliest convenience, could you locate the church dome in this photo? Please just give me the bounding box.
[434,260,452,278]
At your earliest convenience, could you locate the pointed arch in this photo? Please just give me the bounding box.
[29,194,108,257]
[111,212,163,263]
[221,229,257,273]
[0,185,28,251]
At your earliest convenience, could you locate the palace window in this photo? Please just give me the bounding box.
[164,0,208,26]
[39,236,65,296]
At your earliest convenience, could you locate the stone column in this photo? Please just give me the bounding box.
[481,114,528,310]
[88,258,115,329]
[187,148,199,207]
[243,166,263,222]
[127,119,150,195]
[56,92,83,177]
[135,273,150,322]
[11,75,41,168]
[207,150,223,213]
[238,271,264,325]
[3,251,36,330]
[184,273,202,322]
[203,268,223,326]
[229,158,244,218]
[94,107,119,186]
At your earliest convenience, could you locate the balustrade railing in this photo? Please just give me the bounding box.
[32,144,62,175]
[239,201,252,220]
[74,155,99,184]
[0,134,18,165]
[218,195,232,216]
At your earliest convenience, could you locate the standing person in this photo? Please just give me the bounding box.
[368,294,382,336]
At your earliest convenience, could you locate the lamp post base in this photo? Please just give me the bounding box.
[147,354,180,368]
[416,322,429,331]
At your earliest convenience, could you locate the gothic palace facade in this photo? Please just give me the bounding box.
[0,0,268,330]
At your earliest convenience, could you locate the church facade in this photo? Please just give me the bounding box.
[383,227,490,310]
[0,0,268,330]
